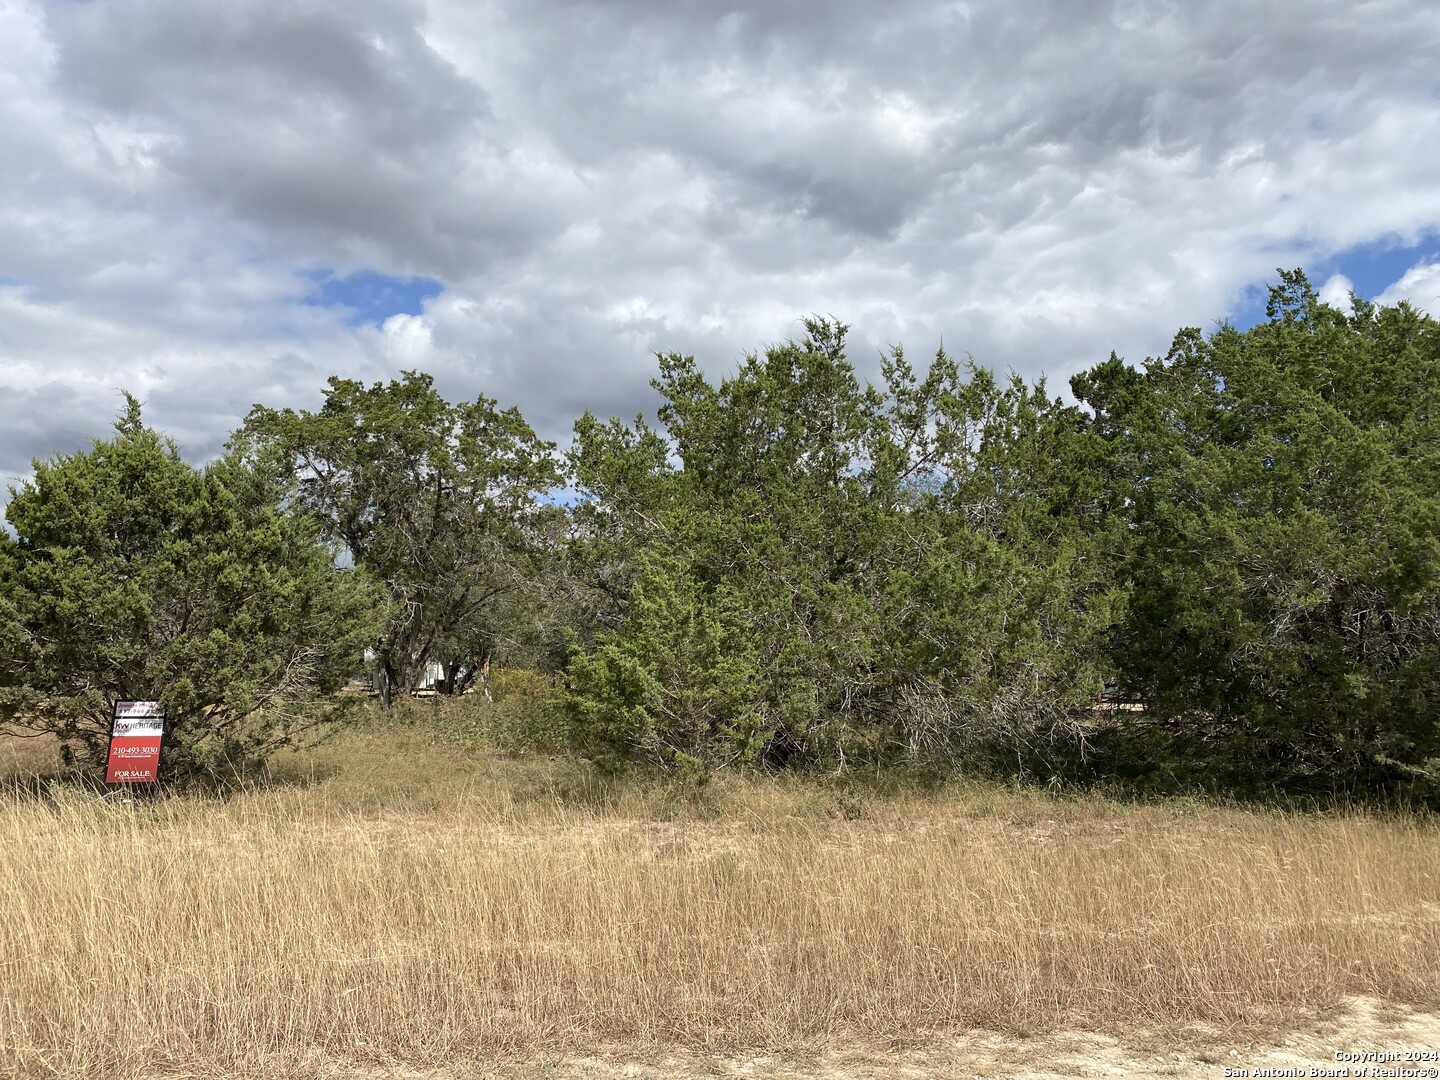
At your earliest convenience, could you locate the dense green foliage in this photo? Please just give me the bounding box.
[4,270,1438,798]
[1077,271,1440,792]
[564,318,1120,773]
[0,399,379,781]
[563,278,1440,795]
[244,372,561,706]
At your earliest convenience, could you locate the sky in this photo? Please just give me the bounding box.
[3,0,1440,501]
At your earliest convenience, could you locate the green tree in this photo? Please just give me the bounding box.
[566,319,899,767]
[244,372,560,706]
[0,398,379,782]
[565,318,1121,772]
[1075,270,1440,791]
[892,365,1125,771]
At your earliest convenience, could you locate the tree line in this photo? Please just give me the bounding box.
[3,271,1438,798]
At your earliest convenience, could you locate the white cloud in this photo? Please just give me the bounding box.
[1376,261,1440,317]
[3,0,1440,499]
[1318,273,1355,315]
[381,313,435,366]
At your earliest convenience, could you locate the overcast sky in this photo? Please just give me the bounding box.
[3,0,1440,498]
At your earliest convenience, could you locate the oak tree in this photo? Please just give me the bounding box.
[245,373,560,706]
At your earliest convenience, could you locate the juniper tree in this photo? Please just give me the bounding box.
[0,398,378,781]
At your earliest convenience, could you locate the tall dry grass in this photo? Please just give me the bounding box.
[1,726,1438,1078]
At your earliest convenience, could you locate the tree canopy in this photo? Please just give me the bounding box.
[0,398,379,781]
[564,317,1119,773]
[4,270,1439,801]
[1076,271,1440,790]
[563,279,1440,796]
[244,372,561,706]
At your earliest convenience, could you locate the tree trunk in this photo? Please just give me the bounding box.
[375,661,395,712]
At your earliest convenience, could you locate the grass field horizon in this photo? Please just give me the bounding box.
[2,714,1439,1079]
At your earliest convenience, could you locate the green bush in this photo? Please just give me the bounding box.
[0,399,379,786]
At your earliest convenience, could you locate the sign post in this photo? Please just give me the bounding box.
[104,700,165,785]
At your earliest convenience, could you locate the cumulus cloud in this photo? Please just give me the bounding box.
[1376,261,1440,317]
[1318,273,1356,314]
[3,0,1440,501]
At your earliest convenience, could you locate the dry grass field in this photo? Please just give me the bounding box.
[2,720,1438,1079]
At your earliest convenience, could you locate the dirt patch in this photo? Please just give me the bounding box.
[198,996,1440,1079]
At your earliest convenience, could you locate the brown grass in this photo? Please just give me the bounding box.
[1,724,1438,1079]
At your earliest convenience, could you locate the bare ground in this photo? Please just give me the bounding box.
[123,997,1438,1079]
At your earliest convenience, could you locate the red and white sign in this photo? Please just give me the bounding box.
[105,701,164,784]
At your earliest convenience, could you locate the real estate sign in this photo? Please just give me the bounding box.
[105,700,165,784]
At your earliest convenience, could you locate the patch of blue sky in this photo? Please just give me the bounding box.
[541,485,583,509]
[1312,233,1440,303]
[1225,232,1440,331]
[1223,278,1277,333]
[302,269,443,327]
